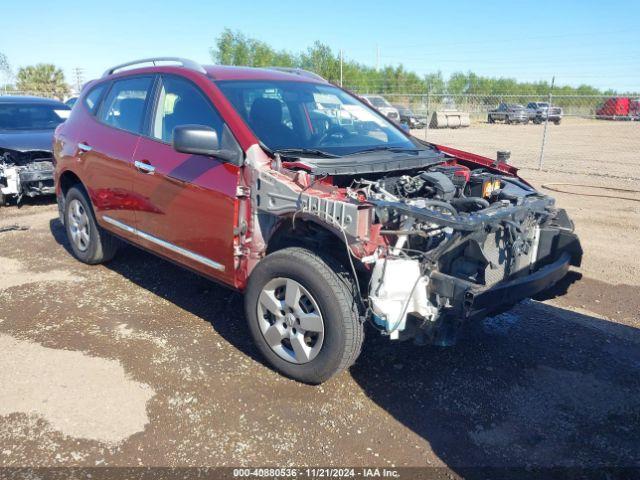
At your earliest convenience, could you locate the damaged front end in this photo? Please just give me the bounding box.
[249,146,582,346]
[0,148,55,204]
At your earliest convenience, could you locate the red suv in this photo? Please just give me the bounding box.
[54,58,581,383]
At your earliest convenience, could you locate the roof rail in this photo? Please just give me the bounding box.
[265,67,326,82]
[102,57,206,77]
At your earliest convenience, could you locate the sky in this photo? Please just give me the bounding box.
[2,0,639,92]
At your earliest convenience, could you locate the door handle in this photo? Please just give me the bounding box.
[78,142,92,153]
[134,160,156,174]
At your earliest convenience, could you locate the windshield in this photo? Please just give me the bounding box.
[0,103,70,130]
[217,81,414,155]
[216,81,414,156]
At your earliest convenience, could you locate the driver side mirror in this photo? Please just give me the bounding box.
[172,124,240,164]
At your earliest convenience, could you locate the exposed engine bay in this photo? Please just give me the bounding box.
[249,145,582,346]
[0,148,55,204]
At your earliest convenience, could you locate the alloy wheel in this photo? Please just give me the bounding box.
[256,277,325,364]
[68,199,90,252]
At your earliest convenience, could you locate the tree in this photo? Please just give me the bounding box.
[209,30,614,96]
[16,64,70,99]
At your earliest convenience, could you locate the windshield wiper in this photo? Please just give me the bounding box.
[274,148,339,158]
[345,146,424,156]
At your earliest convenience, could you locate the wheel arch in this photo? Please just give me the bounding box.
[58,170,84,197]
[265,216,349,264]
[259,216,367,301]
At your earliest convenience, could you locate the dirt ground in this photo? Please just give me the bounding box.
[421,117,640,181]
[1,120,639,472]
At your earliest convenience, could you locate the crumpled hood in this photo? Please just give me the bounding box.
[0,129,55,152]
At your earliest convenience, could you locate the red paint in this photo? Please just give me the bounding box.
[131,136,240,285]
[435,144,520,177]
[596,97,631,118]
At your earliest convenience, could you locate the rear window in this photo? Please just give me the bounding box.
[368,96,390,108]
[83,84,106,114]
[0,103,70,130]
[98,77,153,134]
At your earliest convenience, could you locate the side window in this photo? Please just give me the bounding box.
[152,76,223,143]
[99,77,152,134]
[83,84,106,114]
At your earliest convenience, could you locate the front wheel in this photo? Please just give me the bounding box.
[245,247,364,384]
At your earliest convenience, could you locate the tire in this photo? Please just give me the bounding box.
[533,117,542,125]
[245,247,364,384]
[505,116,511,124]
[488,115,494,124]
[64,185,119,264]
[554,119,561,125]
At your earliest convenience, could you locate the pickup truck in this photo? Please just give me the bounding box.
[526,102,563,124]
[488,103,528,124]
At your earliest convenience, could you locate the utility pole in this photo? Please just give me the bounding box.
[376,44,380,71]
[538,75,555,170]
[73,67,85,95]
[339,49,343,87]
[425,84,431,142]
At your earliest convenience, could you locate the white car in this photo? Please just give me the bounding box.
[360,95,400,123]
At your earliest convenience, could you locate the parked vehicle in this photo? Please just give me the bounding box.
[393,104,427,129]
[525,102,563,125]
[596,97,639,120]
[631,99,640,120]
[54,58,582,384]
[488,103,528,124]
[65,97,79,108]
[0,96,71,205]
[360,95,400,122]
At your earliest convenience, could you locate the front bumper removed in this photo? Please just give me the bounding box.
[447,253,570,320]
[430,228,581,323]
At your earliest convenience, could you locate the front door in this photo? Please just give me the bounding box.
[131,74,240,285]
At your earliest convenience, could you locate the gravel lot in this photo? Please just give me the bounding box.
[0,120,639,472]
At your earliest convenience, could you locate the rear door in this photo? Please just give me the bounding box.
[82,76,154,233]
[130,74,240,285]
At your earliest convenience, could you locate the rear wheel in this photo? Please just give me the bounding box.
[488,115,494,124]
[505,116,512,124]
[245,247,364,384]
[64,185,119,264]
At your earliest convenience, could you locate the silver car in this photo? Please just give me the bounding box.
[360,95,401,122]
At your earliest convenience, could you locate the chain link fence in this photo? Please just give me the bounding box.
[3,88,638,180]
[375,93,640,180]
